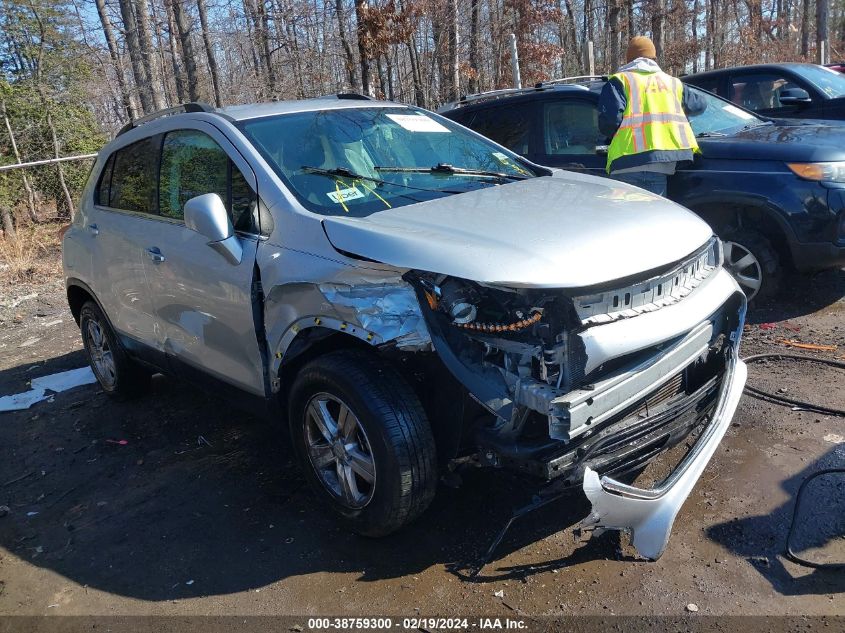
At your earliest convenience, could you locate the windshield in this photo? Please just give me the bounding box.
[238,106,538,217]
[685,86,768,136]
[794,64,845,98]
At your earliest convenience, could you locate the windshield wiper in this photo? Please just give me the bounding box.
[374,163,529,181]
[741,121,773,130]
[300,165,466,194]
[302,166,380,182]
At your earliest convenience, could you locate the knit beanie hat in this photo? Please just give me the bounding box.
[626,36,657,62]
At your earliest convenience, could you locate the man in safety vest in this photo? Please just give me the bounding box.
[598,36,706,196]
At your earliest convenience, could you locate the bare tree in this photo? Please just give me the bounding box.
[94,0,138,118]
[817,0,830,62]
[118,0,153,112]
[135,0,166,109]
[355,0,372,95]
[335,0,359,89]
[197,0,222,106]
[171,0,201,101]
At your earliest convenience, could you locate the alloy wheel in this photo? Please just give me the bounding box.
[304,393,376,509]
[723,240,763,301]
[85,319,117,389]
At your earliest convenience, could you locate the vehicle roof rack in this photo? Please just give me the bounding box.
[535,75,608,87]
[438,86,548,111]
[329,92,375,100]
[116,102,216,136]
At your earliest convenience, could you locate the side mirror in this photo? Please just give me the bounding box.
[779,88,812,106]
[184,193,242,265]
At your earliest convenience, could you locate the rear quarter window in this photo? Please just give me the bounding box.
[94,154,115,206]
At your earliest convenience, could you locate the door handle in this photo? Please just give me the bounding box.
[87,223,99,236]
[145,247,165,264]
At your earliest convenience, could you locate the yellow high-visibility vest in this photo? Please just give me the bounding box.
[606,70,700,173]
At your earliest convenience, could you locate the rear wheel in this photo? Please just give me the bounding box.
[721,230,781,303]
[288,350,437,536]
[79,301,150,398]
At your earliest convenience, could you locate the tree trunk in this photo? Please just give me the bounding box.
[196,0,222,106]
[134,0,166,110]
[172,0,201,101]
[468,0,480,92]
[94,0,137,119]
[385,53,395,100]
[118,0,153,113]
[255,0,277,96]
[608,0,621,71]
[817,0,829,62]
[335,0,359,89]
[354,0,372,95]
[406,35,425,106]
[651,0,665,59]
[562,0,582,73]
[802,0,811,57]
[1,96,39,224]
[0,205,14,240]
[46,112,75,219]
[692,0,699,72]
[448,0,459,100]
[164,0,188,102]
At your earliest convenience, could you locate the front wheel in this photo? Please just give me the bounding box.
[721,230,782,303]
[288,350,437,536]
[79,301,150,398]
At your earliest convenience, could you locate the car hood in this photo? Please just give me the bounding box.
[699,121,845,161]
[321,171,712,288]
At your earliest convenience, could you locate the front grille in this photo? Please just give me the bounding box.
[635,372,684,418]
[573,237,720,326]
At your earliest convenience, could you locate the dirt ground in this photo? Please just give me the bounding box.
[0,266,843,620]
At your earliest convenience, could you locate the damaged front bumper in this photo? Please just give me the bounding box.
[580,354,747,560]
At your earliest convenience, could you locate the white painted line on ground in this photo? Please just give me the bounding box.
[0,367,96,413]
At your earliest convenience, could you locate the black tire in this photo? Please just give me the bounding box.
[288,350,437,536]
[721,229,782,303]
[79,301,150,399]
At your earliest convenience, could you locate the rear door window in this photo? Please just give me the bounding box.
[542,100,603,155]
[466,105,533,155]
[159,129,257,232]
[108,137,158,214]
[689,76,721,96]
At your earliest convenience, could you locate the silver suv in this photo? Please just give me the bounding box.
[63,97,748,559]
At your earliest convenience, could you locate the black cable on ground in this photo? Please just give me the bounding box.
[740,353,845,568]
[784,468,845,570]
[741,353,845,417]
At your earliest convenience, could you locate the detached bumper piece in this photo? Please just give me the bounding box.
[580,356,747,560]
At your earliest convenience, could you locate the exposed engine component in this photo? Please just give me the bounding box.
[434,277,544,333]
[438,278,480,324]
[457,310,542,332]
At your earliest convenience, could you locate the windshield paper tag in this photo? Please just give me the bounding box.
[386,113,450,133]
[492,152,510,163]
[327,186,365,204]
[722,104,756,120]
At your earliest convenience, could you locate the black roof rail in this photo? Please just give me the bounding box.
[535,75,608,87]
[328,92,375,100]
[116,102,217,137]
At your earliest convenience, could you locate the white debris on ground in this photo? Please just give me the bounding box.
[0,367,96,413]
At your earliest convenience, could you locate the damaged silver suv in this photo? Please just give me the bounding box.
[63,97,748,560]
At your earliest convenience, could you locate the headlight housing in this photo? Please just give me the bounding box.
[787,161,845,183]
